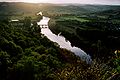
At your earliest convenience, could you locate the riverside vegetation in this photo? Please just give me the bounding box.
[0,2,120,80]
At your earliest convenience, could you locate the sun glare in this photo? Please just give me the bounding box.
[23,0,47,3]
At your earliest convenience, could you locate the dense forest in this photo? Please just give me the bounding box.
[0,2,120,80]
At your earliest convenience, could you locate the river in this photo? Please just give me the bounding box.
[37,16,92,64]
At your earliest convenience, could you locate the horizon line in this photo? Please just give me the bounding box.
[0,1,120,6]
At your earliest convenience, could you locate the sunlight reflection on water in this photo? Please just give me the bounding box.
[38,16,92,64]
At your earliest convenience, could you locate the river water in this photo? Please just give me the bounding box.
[37,16,92,64]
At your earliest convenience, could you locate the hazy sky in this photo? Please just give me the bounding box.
[0,0,120,5]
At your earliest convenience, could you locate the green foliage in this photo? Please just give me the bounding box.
[13,56,51,80]
[35,46,46,54]
[0,19,65,80]
[24,17,31,27]
[50,14,120,61]
[36,15,42,21]
[0,3,120,79]
[113,57,120,73]
[0,51,11,79]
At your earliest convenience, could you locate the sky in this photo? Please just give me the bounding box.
[0,0,120,5]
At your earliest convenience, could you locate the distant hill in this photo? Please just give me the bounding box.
[0,2,120,17]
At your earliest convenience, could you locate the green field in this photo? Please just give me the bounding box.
[57,16,89,22]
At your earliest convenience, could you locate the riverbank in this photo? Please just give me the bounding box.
[48,16,119,63]
[37,16,92,63]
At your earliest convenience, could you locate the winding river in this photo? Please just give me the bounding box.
[37,16,92,64]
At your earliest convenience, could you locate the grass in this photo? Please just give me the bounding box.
[57,16,89,22]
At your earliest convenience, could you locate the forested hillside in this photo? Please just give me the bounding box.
[0,2,120,80]
[0,15,119,80]
[0,2,120,19]
[0,17,79,80]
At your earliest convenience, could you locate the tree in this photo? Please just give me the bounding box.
[35,46,46,54]
[0,51,11,80]
[36,15,42,22]
[24,17,31,28]
[12,56,52,80]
